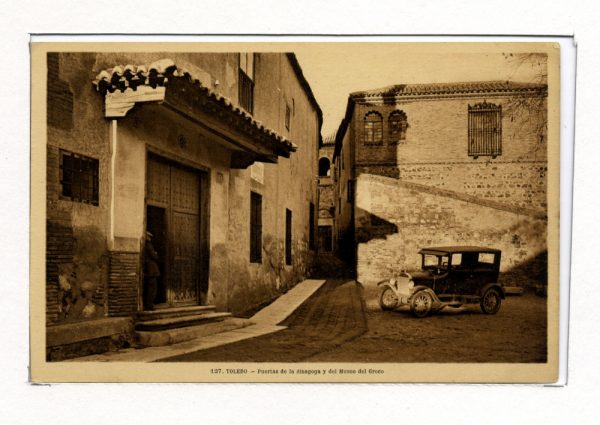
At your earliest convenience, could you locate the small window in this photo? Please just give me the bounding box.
[239,53,255,114]
[250,192,262,263]
[468,102,502,158]
[451,253,463,267]
[389,110,408,144]
[478,252,495,265]
[285,209,292,265]
[285,104,291,131]
[363,111,383,145]
[60,150,99,205]
[318,157,331,177]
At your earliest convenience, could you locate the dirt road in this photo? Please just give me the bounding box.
[162,279,547,363]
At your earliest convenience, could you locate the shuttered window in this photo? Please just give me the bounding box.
[468,102,502,158]
[239,53,255,114]
[363,111,383,145]
[250,192,262,263]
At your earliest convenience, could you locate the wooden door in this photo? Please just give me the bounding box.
[147,156,201,306]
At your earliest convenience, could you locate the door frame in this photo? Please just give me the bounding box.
[143,148,211,309]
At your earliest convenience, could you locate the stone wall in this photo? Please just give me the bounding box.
[46,52,110,325]
[350,94,547,213]
[355,174,547,287]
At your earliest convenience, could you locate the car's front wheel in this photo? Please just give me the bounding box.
[379,287,399,311]
[410,290,433,318]
[480,287,502,314]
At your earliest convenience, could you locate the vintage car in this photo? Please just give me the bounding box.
[378,246,505,318]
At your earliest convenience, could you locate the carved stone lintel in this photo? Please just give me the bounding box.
[104,86,166,118]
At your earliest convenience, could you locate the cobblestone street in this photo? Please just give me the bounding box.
[162,279,366,362]
[162,278,547,363]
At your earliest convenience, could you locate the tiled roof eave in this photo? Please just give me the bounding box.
[352,88,547,103]
[350,81,548,99]
[92,59,296,158]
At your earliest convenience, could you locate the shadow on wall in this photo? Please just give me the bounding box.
[355,208,398,244]
[500,249,548,289]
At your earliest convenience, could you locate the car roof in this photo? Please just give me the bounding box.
[419,246,501,255]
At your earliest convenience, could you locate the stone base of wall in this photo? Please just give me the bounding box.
[355,174,548,287]
[108,251,139,316]
[46,317,134,361]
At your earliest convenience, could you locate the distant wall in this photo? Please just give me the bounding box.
[355,174,547,286]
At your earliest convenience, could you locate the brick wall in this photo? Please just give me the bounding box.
[47,53,73,131]
[46,221,74,324]
[107,251,139,316]
[355,174,547,287]
[318,183,335,217]
[351,94,547,212]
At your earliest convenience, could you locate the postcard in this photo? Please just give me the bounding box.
[30,40,560,383]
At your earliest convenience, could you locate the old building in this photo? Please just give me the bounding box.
[317,133,336,253]
[333,81,548,286]
[46,52,322,358]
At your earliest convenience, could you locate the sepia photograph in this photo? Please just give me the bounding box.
[30,41,560,382]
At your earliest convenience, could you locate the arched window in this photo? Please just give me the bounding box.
[318,157,331,177]
[389,110,408,144]
[363,111,383,145]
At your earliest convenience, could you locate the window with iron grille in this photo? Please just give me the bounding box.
[60,150,99,205]
[468,102,502,158]
[250,192,262,263]
[389,110,408,144]
[239,53,255,114]
[285,209,292,265]
[363,111,383,145]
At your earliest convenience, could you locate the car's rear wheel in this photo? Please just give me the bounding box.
[480,287,502,314]
[411,291,433,318]
[379,287,399,311]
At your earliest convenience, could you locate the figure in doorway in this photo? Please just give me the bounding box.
[143,231,161,311]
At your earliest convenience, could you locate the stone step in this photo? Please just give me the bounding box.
[135,317,253,347]
[137,305,217,321]
[135,312,232,331]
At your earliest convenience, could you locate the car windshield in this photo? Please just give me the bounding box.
[422,254,450,271]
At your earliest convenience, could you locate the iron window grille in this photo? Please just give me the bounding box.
[363,111,383,145]
[250,192,262,263]
[285,209,292,265]
[468,102,502,158]
[59,150,99,205]
[389,110,408,144]
[238,53,255,114]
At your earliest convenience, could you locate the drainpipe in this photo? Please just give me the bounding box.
[108,119,117,251]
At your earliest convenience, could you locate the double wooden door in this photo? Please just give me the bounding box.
[146,155,203,306]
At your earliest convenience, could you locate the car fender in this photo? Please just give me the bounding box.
[378,279,410,305]
[480,283,506,299]
[411,286,441,303]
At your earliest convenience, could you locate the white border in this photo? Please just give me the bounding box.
[30,34,575,387]
[3,0,596,421]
